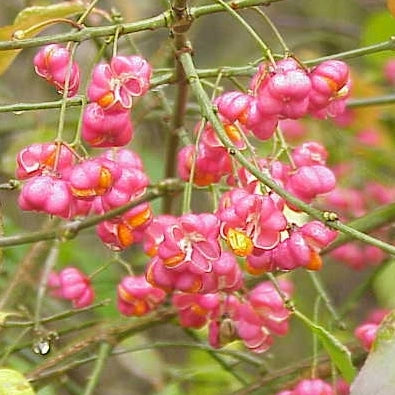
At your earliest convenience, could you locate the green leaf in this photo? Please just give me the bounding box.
[0,2,85,75]
[350,310,395,394]
[0,369,35,395]
[373,259,395,308]
[361,11,395,68]
[295,311,357,382]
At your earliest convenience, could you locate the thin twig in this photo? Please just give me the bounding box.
[215,0,276,65]
[323,203,395,254]
[0,221,54,309]
[4,299,110,328]
[308,271,345,329]
[184,328,249,385]
[163,0,191,213]
[27,309,176,381]
[311,296,322,378]
[1,83,394,115]
[83,342,113,395]
[0,0,284,51]
[0,327,31,365]
[252,7,290,53]
[28,340,263,384]
[34,241,60,333]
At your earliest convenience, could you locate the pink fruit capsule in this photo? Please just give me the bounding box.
[82,103,133,148]
[117,275,165,317]
[34,44,80,97]
[18,175,72,218]
[88,55,152,110]
[48,267,94,308]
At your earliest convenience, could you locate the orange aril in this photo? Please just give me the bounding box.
[306,250,323,271]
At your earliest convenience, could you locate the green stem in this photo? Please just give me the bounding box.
[33,241,60,333]
[347,93,395,108]
[163,0,191,214]
[70,96,87,148]
[171,72,224,211]
[215,0,276,65]
[184,328,248,385]
[112,25,121,58]
[151,64,257,87]
[308,271,344,329]
[274,127,296,168]
[252,7,290,53]
[112,253,134,275]
[312,296,322,378]
[0,0,283,51]
[331,362,338,394]
[29,340,262,384]
[266,273,293,307]
[182,119,206,213]
[227,75,247,92]
[83,342,113,395]
[0,327,30,366]
[237,123,260,169]
[304,37,395,66]
[1,86,393,116]
[0,179,184,248]
[113,341,262,366]
[13,18,82,40]
[211,70,225,100]
[0,226,53,309]
[27,309,176,381]
[56,44,77,141]
[323,203,395,254]
[210,184,220,211]
[0,97,83,113]
[89,261,114,280]
[11,320,100,355]
[178,51,395,256]
[70,31,111,149]
[77,0,101,24]
[4,299,110,328]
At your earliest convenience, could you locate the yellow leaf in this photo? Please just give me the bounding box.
[0,1,85,76]
[0,369,35,395]
[388,0,395,17]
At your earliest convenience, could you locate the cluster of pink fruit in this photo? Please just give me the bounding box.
[48,267,95,309]
[276,378,350,395]
[174,279,293,352]
[178,58,350,187]
[19,45,153,249]
[16,45,348,355]
[34,44,151,146]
